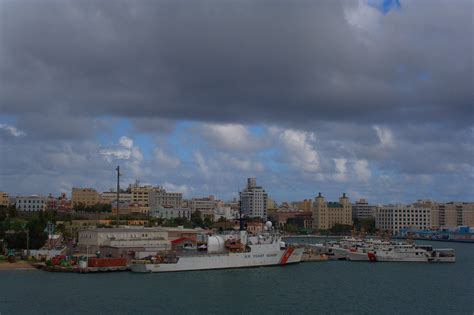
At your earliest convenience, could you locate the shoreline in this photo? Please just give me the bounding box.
[0,261,36,271]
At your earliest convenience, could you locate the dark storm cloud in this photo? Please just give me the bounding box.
[0,0,472,201]
[1,0,472,128]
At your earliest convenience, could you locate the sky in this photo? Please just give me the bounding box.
[0,0,472,204]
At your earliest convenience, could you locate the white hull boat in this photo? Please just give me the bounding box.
[131,223,304,273]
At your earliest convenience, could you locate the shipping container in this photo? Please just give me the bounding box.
[87,258,127,267]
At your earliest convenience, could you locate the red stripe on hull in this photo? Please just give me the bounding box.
[280,247,295,265]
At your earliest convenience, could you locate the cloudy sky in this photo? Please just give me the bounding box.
[0,0,472,203]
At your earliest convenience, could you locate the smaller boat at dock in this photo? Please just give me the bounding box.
[300,244,329,262]
[345,242,456,263]
[305,237,456,263]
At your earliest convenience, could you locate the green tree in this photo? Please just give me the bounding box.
[330,224,353,235]
[283,224,298,234]
[2,214,48,250]
[354,218,376,234]
[203,217,213,228]
[190,210,203,228]
[0,205,18,221]
[26,217,48,249]
[217,217,228,223]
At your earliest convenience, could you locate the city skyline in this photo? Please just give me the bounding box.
[1,0,472,203]
[2,176,472,206]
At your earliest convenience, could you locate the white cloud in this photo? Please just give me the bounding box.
[119,136,133,149]
[201,123,264,152]
[194,151,210,178]
[353,159,371,182]
[279,129,320,172]
[100,147,131,161]
[154,148,180,168]
[373,125,395,148]
[333,158,348,182]
[100,136,139,162]
[162,182,190,195]
[131,147,144,163]
[0,123,26,137]
[344,0,382,35]
[223,154,265,172]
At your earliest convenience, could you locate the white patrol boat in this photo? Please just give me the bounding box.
[130,222,304,273]
[346,243,456,263]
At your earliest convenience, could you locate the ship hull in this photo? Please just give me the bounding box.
[346,251,371,261]
[329,247,349,260]
[131,247,304,273]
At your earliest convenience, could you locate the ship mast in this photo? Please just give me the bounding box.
[116,165,120,228]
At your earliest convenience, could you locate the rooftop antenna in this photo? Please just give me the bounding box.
[116,165,120,228]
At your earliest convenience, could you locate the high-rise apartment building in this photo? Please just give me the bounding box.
[239,178,268,219]
[313,193,352,230]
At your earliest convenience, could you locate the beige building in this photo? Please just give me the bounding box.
[72,188,101,207]
[0,192,10,206]
[100,191,132,204]
[313,193,352,230]
[296,199,313,212]
[267,197,277,210]
[376,205,431,235]
[130,184,155,208]
[414,200,474,228]
[189,195,220,220]
[128,183,183,214]
[149,189,182,208]
[430,202,474,228]
[189,195,218,212]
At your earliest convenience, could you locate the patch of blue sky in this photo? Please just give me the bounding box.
[132,134,154,159]
[96,118,155,159]
[368,0,401,15]
[167,120,203,162]
[96,117,133,145]
[418,72,429,82]
[258,147,288,173]
[0,114,19,125]
[248,125,266,136]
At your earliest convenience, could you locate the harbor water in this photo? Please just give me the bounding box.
[1,240,473,314]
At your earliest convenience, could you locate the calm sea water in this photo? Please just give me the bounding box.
[1,239,473,315]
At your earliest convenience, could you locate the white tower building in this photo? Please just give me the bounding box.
[239,178,268,219]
